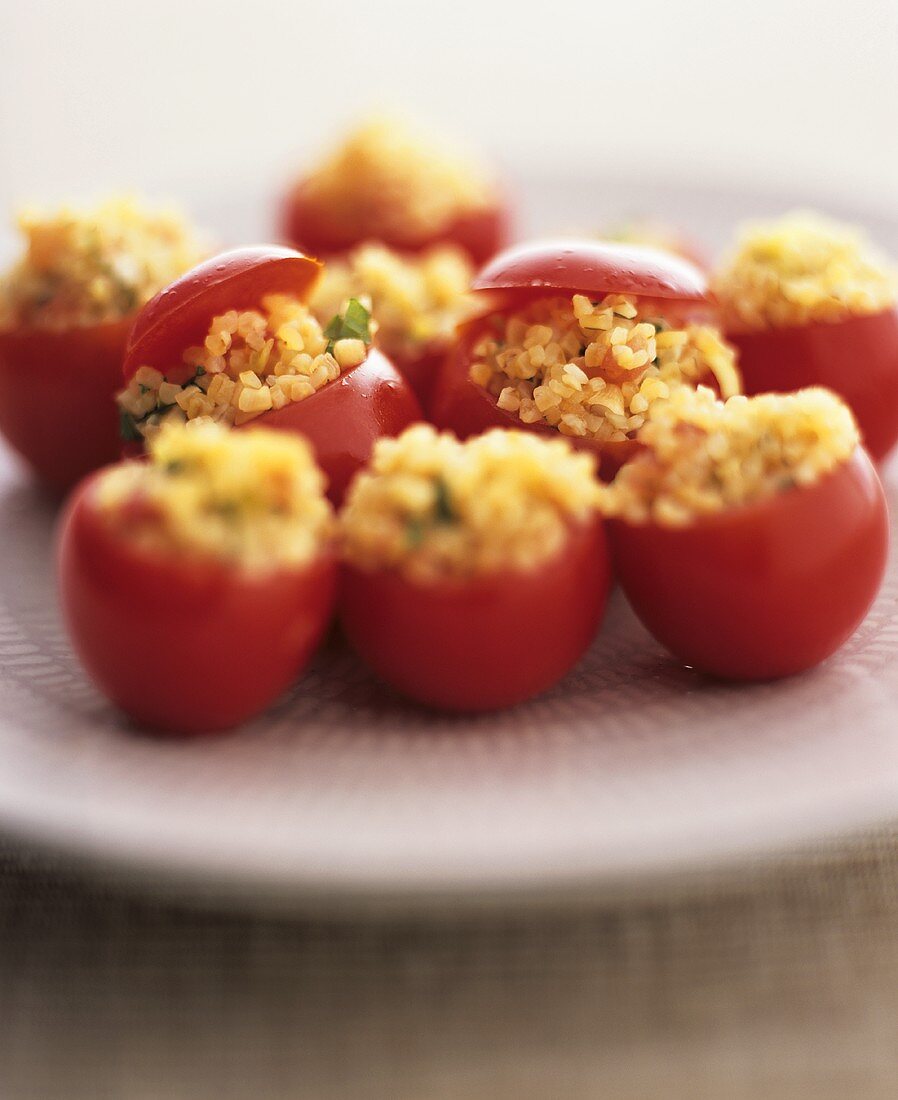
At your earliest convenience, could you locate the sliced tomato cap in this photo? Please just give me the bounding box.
[472,239,708,304]
[123,246,322,383]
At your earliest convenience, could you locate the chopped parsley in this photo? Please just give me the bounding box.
[405,516,425,548]
[119,410,142,444]
[433,477,456,524]
[324,298,372,355]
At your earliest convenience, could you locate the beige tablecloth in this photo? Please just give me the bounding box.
[1,830,898,1099]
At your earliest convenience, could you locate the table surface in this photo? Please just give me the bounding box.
[2,828,898,1100]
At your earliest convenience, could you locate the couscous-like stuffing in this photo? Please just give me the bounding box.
[0,196,203,330]
[117,296,374,442]
[340,425,600,582]
[713,212,898,330]
[311,243,475,360]
[95,420,333,571]
[598,385,859,527]
[470,294,739,443]
[300,118,495,240]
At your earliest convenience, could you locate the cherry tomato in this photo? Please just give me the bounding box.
[123,246,322,386]
[250,347,421,503]
[281,181,509,266]
[429,319,635,479]
[391,343,446,414]
[727,308,898,462]
[0,317,131,494]
[57,469,338,733]
[340,516,611,711]
[608,448,889,680]
[472,239,708,304]
[430,240,711,478]
[123,247,422,502]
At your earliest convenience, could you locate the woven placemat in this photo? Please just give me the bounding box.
[1,829,897,1100]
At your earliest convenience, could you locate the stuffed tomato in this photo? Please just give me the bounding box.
[0,196,203,492]
[310,242,477,410]
[339,425,610,711]
[714,212,898,461]
[58,421,337,733]
[430,239,739,479]
[600,386,889,680]
[116,246,421,504]
[280,117,508,265]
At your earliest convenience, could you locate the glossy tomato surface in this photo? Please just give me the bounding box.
[429,319,634,480]
[392,343,447,412]
[123,246,322,385]
[281,181,509,266]
[250,348,421,504]
[58,471,338,733]
[609,448,889,680]
[472,239,708,305]
[729,308,898,462]
[0,318,131,493]
[340,516,611,711]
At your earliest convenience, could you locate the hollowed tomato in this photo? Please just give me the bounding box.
[609,447,889,680]
[727,308,898,462]
[340,516,611,711]
[57,469,338,733]
[122,247,422,503]
[281,182,509,267]
[0,317,132,494]
[430,240,711,478]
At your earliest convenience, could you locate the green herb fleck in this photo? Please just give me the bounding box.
[405,516,425,548]
[433,477,456,524]
[119,410,142,444]
[324,298,372,354]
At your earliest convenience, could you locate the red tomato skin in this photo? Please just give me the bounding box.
[249,348,422,505]
[472,239,708,304]
[281,181,509,266]
[728,308,898,462]
[58,472,338,733]
[391,343,446,413]
[0,318,131,493]
[340,516,611,711]
[429,320,634,480]
[123,246,322,385]
[609,448,889,680]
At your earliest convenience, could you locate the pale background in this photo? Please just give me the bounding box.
[1,0,897,240]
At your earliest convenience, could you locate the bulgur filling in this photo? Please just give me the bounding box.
[0,196,203,330]
[311,243,476,360]
[340,425,599,582]
[470,294,739,443]
[713,212,898,330]
[117,296,374,443]
[301,118,495,239]
[598,386,859,527]
[95,420,332,571]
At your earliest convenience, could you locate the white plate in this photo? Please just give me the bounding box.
[1,175,897,913]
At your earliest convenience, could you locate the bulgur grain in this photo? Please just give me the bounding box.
[471,294,739,443]
[96,420,333,571]
[311,243,476,360]
[300,118,495,240]
[0,196,204,330]
[598,386,859,526]
[117,296,373,441]
[340,425,600,582]
[713,212,898,330]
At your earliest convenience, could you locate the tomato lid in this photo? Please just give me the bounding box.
[472,239,708,304]
[123,246,322,382]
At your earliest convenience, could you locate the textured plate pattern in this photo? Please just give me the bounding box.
[0,449,896,907]
[1,178,898,909]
